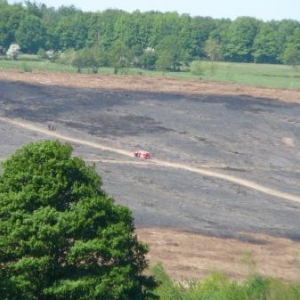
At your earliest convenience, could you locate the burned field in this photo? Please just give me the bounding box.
[1,72,300,280]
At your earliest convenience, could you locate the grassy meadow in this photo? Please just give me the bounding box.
[173,61,300,89]
[0,56,299,89]
[152,264,300,300]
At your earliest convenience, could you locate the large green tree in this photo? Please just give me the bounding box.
[0,2,25,49]
[156,35,187,71]
[15,14,46,53]
[0,1,10,48]
[204,37,222,62]
[109,39,131,73]
[225,17,260,62]
[253,22,281,64]
[0,140,157,300]
[73,45,106,73]
[96,9,125,51]
[283,27,300,66]
[54,11,88,50]
[189,16,217,58]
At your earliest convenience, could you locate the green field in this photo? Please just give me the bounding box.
[0,57,299,90]
[172,61,300,89]
[152,264,300,300]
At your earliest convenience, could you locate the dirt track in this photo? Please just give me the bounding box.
[1,71,300,281]
[1,116,300,204]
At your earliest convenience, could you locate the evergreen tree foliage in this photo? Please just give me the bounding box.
[0,140,157,300]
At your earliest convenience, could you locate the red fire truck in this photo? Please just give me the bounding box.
[134,150,151,159]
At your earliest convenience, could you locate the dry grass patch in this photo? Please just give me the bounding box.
[137,228,300,283]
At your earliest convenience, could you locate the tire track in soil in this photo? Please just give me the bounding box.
[1,116,300,204]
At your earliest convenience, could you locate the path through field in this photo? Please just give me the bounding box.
[1,116,299,204]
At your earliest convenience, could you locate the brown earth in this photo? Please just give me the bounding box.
[1,70,300,103]
[0,70,300,282]
[137,228,300,282]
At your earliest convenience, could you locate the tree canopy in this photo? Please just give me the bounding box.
[0,140,157,300]
[0,1,299,67]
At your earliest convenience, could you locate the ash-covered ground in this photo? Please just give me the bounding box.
[1,75,300,242]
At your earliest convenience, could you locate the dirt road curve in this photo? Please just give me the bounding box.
[1,116,299,204]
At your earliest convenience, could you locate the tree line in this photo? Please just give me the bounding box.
[1,0,300,71]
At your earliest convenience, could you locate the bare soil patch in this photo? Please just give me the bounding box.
[1,70,300,104]
[1,70,300,282]
[137,228,300,282]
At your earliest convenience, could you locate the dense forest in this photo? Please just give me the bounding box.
[1,0,300,71]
